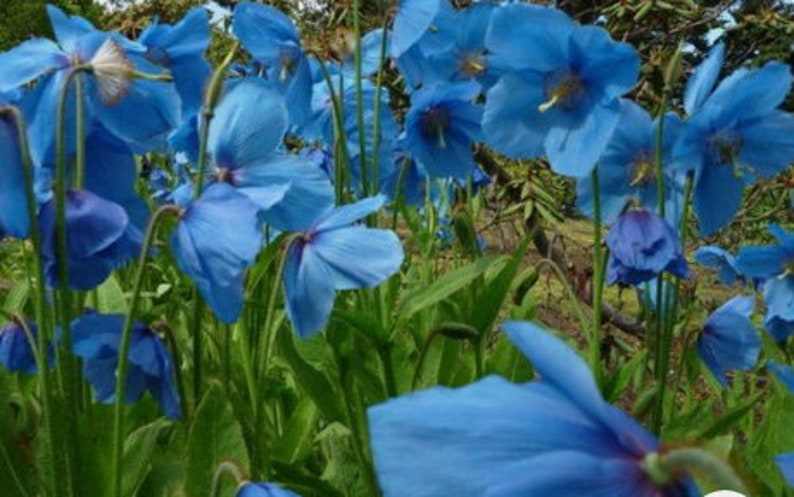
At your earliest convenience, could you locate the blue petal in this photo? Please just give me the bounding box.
[769,362,794,393]
[683,43,724,115]
[697,296,760,387]
[738,110,794,179]
[311,227,403,290]
[763,277,794,341]
[209,80,287,170]
[233,154,335,232]
[283,240,336,338]
[315,195,385,231]
[692,160,743,235]
[237,482,303,497]
[0,115,30,238]
[485,3,573,72]
[46,5,96,53]
[483,72,548,159]
[570,26,640,101]
[233,2,300,62]
[84,124,137,205]
[484,452,653,497]
[708,61,792,121]
[694,246,739,285]
[774,452,794,488]
[735,246,787,279]
[544,100,620,178]
[0,38,66,93]
[390,0,443,58]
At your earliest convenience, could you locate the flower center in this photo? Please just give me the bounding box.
[419,106,451,148]
[628,155,655,187]
[459,53,486,78]
[539,70,584,112]
[709,132,744,177]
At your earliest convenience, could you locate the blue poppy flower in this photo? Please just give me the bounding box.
[0,319,53,374]
[368,321,699,497]
[237,482,302,497]
[694,246,742,286]
[696,296,760,387]
[283,195,404,338]
[171,183,263,324]
[139,7,212,115]
[403,81,482,180]
[232,2,313,127]
[673,43,794,235]
[605,209,689,286]
[0,6,180,162]
[577,100,684,223]
[71,312,181,419]
[389,0,448,60]
[206,79,334,232]
[0,104,30,239]
[39,189,142,291]
[735,224,794,340]
[482,3,640,177]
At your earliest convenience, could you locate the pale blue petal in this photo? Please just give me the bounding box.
[311,227,403,290]
[692,161,743,235]
[283,240,336,338]
[0,38,66,92]
[0,115,30,238]
[390,0,442,58]
[315,195,386,232]
[483,72,547,159]
[683,43,724,115]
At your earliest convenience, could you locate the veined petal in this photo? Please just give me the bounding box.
[683,43,724,115]
[283,240,336,338]
[311,227,403,290]
[0,38,66,93]
[209,80,287,170]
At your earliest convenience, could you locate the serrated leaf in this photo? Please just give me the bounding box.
[186,383,249,497]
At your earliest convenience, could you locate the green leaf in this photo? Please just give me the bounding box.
[276,332,347,424]
[2,279,29,316]
[603,350,647,403]
[397,255,505,324]
[186,383,250,497]
[272,398,319,465]
[122,418,172,497]
[95,274,128,314]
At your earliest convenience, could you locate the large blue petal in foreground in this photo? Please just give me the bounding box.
[368,321,697,497]
[237,482,302,497]
[171,183,263,324]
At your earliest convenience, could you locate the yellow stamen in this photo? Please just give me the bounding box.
[538,94,560,113]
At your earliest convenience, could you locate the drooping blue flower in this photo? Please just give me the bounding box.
[71,312,181,419]
[576,100,684,223]
[696,296,760,387]
[482,3,640,177]
[283,195,404,338]
[39,189,142,291]
[0,319,53,374]
[0,103,30,239]
[735,224,794,340]
[673,43,794,235]
[403,81,482,180]
[763,277,794,341]
[171,183,263,324]
[694,245,742,286]
[605,209,689,286]
[0,6,180,163]
[237,482,302,497]
[368,321,699,497]
[206,79,334,232]
[232,1,313,127]
[139,7,212,114]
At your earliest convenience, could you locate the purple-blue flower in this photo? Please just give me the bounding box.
[606,209,689,286]
[71,312,181,419]
[403,81,482,180]
[0,319,52,374]
[696,296,760,387]
[171,183,263,324]
[39,189,142,290]
[577,100,683,223]
[673,43,794,235]
[237,482,302,497]
[283,195,403,338]
[482,3,640,177]
[368,321,699,496]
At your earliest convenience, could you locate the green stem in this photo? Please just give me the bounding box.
[590,169,605,385]
[658,447,747,493]
[370,17,389,196]
[352,0,368,196]
[0,108,59,497]
[74,73,86,189]
[209,461,245,497]
[112,204,182,497]
[317,59,350,204]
